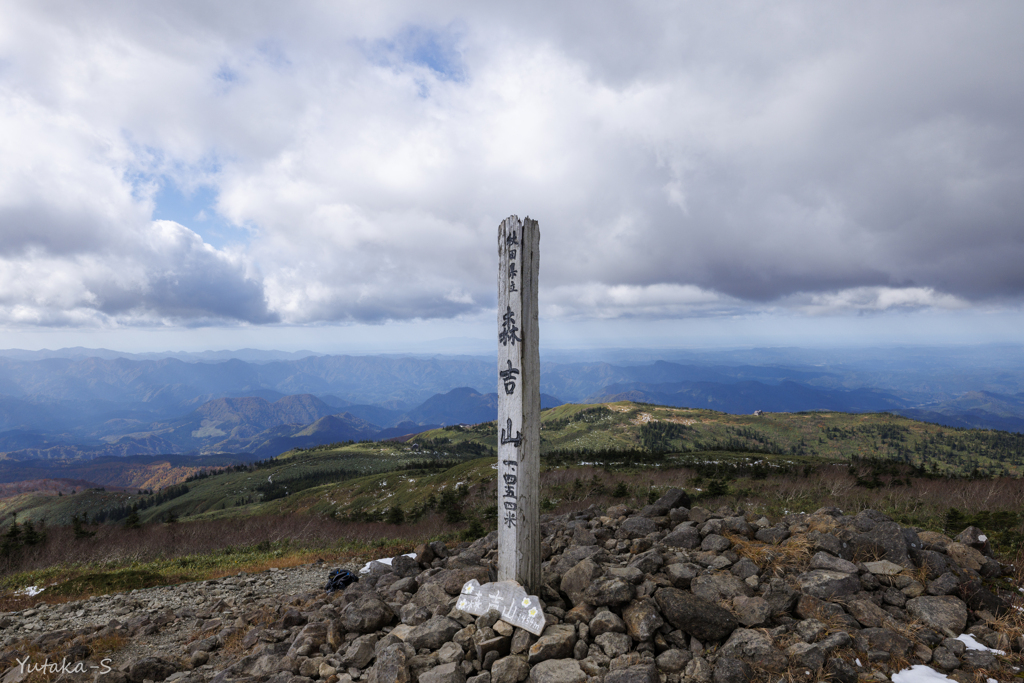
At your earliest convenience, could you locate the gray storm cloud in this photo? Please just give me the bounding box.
[0,1,1021,327]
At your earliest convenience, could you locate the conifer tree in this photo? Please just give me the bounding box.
[124,506,141,529]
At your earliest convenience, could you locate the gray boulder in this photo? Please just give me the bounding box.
[492,656,531,683]
[589,609,627,637]
[712,657,753,683]
[420,663,466,683]
[654,587,738,642]
[662,526,701,549]
[690,572,752,603]
[856,521,912,567]
[406,616,463,650]
[906,596,968,637]
[604,663,659,683]
[560,558,603,607]
[719,629,786,672]
[615,517,658,540]
[527,624,577,664]
[622,600,663,641]
[796,570,861,600]
[585,576,636,606]
[529,659,587,683]
[127,658,177,683]
[340,595,395,633]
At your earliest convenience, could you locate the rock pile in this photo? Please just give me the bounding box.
[2,489,1022,683]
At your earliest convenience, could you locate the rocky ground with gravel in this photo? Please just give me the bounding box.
[1,490,1023,683]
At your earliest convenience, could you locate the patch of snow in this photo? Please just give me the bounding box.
[978,534,988,542]
[16,586,45,596]
[855,659,862,667]
[359,552,417,574]
[956,634,1005,655]
[891,665,954,682]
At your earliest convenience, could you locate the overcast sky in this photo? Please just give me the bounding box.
[1,2,1022,353]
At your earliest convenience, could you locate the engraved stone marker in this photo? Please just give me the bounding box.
[457,579,546,636]
[497,215,541,594]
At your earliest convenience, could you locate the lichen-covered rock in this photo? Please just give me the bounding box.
[585,576,636,606]
[852,628,913,658]
[654,587,738,643]
[846,598,895,629]
[127,657,177,683]
[786,642,825,670]
[340,595,395,632]
[711,657,753,683]
[664,561,699,587]
[406,616,464,651]
[862,521,913,566]
[341,634,378,669]
[946,542,986,572]
[809,551,857,574]
[732,595,770,627]
[700,534,731,552]
[652,488,691,511]
[492,655,531,683]
[529,658,587,683]
[719,629,786,672]
[420,662,467,683]
[615,517,658,540]
[622,600,663,641]
[662,525,701,549]
[589,609,627,637]
[368,642,414,683]
[527,624,577,664]
[655,649,691,673]
[595,631,632,657]
[906,596,968,637]
[797,569,861,600]
[627,549,663,574]
[603,662,659,683]
[690,572,752,603]
[559,558,603,607]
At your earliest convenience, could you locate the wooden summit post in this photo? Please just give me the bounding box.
[497,215,540,594]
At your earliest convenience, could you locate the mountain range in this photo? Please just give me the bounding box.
[1,347,1023,473]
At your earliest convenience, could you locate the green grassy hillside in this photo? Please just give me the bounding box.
[3,401,1022,530]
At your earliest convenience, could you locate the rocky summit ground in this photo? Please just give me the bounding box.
[1,490,1023,683]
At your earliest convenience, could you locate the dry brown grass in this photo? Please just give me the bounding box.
[0,513,446,582]
[0,632,128,683]
[0,591,78,612]
[220,627,250,656]
[87,632,129,658]
[727,533,812,576]
[988,602,1024,642]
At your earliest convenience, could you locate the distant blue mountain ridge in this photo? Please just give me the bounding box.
[0,349,1022,465]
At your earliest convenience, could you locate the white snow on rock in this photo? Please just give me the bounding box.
[891,665,954,682]
[956,633,1005,655]
[978,534,987,542]
[359,552,417,574]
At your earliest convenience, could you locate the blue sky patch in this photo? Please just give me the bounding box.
[152,179,250,249]
[368,23,466,83]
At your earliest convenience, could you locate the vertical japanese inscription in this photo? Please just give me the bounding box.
[497,215,540,594]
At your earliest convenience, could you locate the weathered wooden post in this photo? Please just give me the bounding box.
[496,215,540,594]
[454,216,545,636]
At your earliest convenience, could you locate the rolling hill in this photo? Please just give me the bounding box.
[6,400,1023,530]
